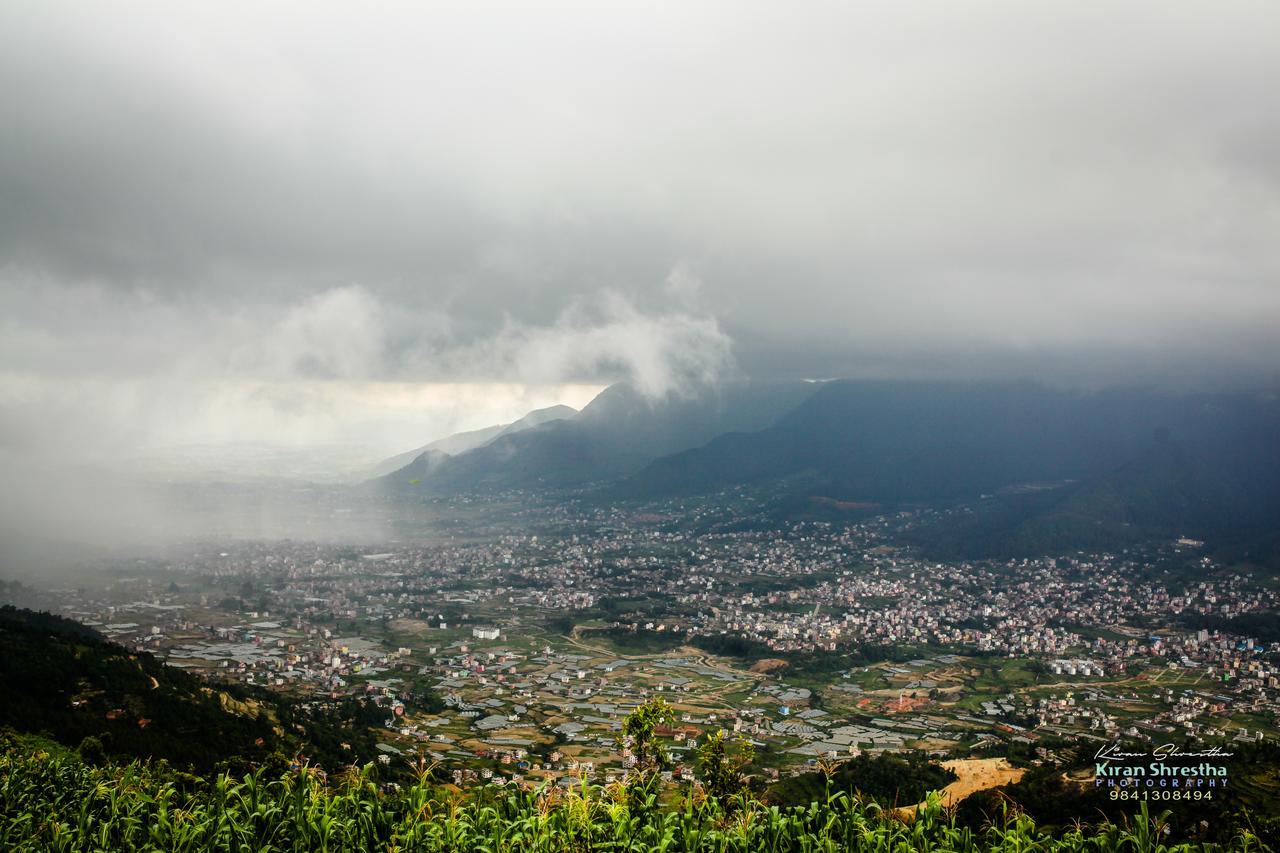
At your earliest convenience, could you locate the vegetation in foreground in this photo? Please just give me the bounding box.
[766,752,955,809]
[1,732,1271,852]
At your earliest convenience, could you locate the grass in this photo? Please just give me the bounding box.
[579,628,686,656]
[845,668,890,690]
[972,659,1039,691]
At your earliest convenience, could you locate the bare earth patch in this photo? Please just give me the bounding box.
[896,757,1025,818]
[387,619,434,635]
[749,658,789,674]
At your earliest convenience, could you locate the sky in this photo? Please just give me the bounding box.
[2,1,1279,481]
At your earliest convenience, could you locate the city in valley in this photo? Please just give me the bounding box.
[6,492,1275,794]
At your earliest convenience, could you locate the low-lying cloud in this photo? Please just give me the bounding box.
[0,279,734,477]
[451,291,736,401]
[0,277,735,573]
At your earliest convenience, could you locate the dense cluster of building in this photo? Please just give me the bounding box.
[6,498,1276,785]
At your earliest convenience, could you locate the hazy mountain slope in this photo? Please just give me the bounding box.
[621,381,1276,498]
[368,404,577,478]
[617,381,1280,553]
[905,439,1258,558]
[374,447,451,484]
[499,403,579,433]
[622,382,1133,498]
[380,381,820,492]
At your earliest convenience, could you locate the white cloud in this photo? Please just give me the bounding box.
[0,278,731,475]
[454,290,736,401]
[243,285,386,381]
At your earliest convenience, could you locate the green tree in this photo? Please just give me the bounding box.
[621,697,675,814]
[622,697,675,778]
[695,728,754,807]
[77,735,106,766]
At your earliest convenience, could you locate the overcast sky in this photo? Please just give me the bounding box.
[2,1,1279,475]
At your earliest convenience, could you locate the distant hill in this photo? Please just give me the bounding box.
[368,404,578,478]
[616,380,1280,557]
[371,378,1280,559]
[901,440,1253,559]
[377,381,820,493]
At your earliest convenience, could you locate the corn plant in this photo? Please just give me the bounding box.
[0,742,1266,852]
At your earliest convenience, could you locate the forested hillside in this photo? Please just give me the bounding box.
[0,607,385,773]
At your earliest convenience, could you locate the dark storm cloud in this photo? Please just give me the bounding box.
[2,0,1279,473]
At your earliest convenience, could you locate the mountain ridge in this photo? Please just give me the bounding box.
[368,403,578,479]
[372,378,1280,561]
[377,380,820,492]
[615,380,1280,559]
